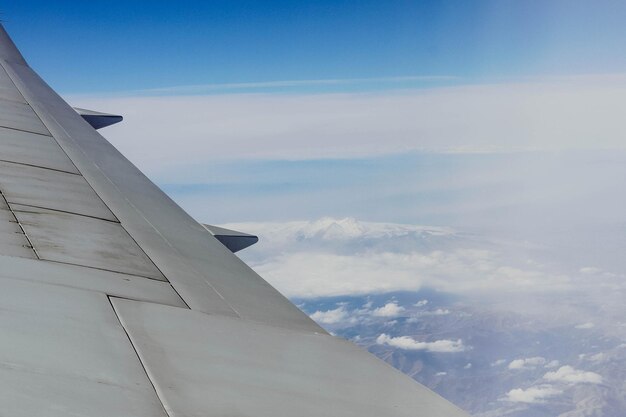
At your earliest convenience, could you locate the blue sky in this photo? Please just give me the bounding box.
[3,1,626,93]
[13,0,622,241]
[4,0,626,264]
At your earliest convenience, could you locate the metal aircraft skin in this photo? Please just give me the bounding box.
[0,24,468,416]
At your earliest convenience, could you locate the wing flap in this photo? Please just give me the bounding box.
[0,254,185,307]
[0,161,117,221]
[12,204,166,280]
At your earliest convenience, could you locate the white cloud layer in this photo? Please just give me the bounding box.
[226,218,570,298]
[543,366,603,384]
[251,244,562,297]
[72,75,626,174]
[376,334,466,353]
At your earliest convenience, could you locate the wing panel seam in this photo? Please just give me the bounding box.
[108,296,173,417]
[0,158,80,175]
[0,124,52,138]
[0,59,171,283]
[0,190,38,259]
[10,202,121,223]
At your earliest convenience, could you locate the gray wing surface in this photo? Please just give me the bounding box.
[0,24,468,417]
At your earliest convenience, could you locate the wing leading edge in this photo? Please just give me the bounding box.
[0,23,468,417]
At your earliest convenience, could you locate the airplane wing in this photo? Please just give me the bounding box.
[0,24,468,417]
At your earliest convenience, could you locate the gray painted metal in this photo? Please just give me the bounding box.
[0,97,49,135]
[73,107,123,129]
[0,161,116,221]
[0,254,185,307]
[0,126,79,173]
[0,278,169,417]
[12,205,165,280]
[114,298,469,417]
[203,223,259,252]
[0,64,26,103]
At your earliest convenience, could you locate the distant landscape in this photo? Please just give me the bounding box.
[231,217,626,417]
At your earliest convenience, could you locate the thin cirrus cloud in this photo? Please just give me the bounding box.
[133,75,457,95]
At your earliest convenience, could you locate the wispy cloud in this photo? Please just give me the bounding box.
[491,359,507,367]
[419,308,451,316]
[508,357,547,370]
[545,360,560,369]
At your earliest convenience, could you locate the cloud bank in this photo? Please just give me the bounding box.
[225,217,572,298]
